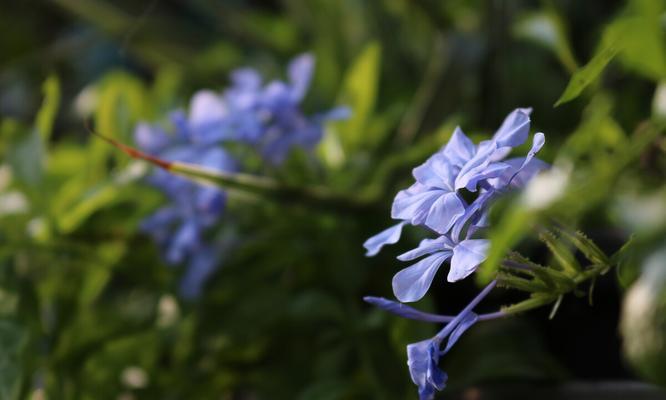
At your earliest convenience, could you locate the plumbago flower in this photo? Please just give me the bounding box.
[185,54,349,164]
[136,53,346,298]
[363,108,547,399]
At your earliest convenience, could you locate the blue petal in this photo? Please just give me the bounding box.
[262,81,292,108]
[391,185,442,225]
[363,222,406,256]
[188,90,230,144]
[393,252,452,302]
[489,157,549,190]
[442,311,479,353]
[407,339,447,400]
[448,239,489,282]
[442,127,476,169]
[466,211,490,237]
[179,246,219,299]
[425,192,466,234]
[488,133,547,189]
[166,220,200,265]
[199,147,238,172]
[426,342,447,390]
[455,147,511,192]
[451,190,495,242]
[320,106,351,121]
[397,237,452,261]
[288,53,315,102]
[413,153,456,190]
[407,340,432,389]
[134,123,171,153]
[230,67,262,90]
[195,187,226,219]
[189,90,227,126]
[492,108,532,148]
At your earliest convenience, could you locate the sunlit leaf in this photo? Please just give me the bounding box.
[477,205,533,284]
[331,42,381,154]
[554,39,620,106]
[35,75,61,142]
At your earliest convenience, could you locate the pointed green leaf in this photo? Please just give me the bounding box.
[554,40,620,106]
[556,227,609,265]
[477,206,533,283]
[333,42,381,153]
[539,230,581,275]
[35,75,60,142]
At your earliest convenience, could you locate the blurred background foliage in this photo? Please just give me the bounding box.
[0,0,665,399]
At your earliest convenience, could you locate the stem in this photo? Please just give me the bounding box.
[500,263,612,316]
[435,280,497,341]
[364,296,504,323]
[171,161,375,213]
[92,131,377,213]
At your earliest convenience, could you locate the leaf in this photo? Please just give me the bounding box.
[477,205,533,283]
[555,5,666,106]
[615,16,666,81]
[35,75,61,142]
[93,133,370,211]
[4,75,61,188]
[0,320,27,400]
[90,71,148,180]
[556,227,609,266]
[53,161,147,233]
[8,129,44,187]
[554,38,620,106]
[539,230,581,275]
[331,42,381,153]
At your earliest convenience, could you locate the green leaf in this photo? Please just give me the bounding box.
[554,38,620,106]
[539,230,581,275]
[0,320,27,400]
[53,161,148,233]
[555,5,666,106]
[331,42,381,153]
[556,227,609,266]
[615,16,666,81]
[477,205,532,283]
[35,75,61,142]
[91,71,148,180]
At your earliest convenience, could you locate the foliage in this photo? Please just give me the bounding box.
[0,0,665,399]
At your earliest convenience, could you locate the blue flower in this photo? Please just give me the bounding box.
[393,280,497,399]
[364,108,548,303]
[183,53,349,165]
[135,120,237,298]
[136,53,345,298]
[407,311,479,400]
[391,236,489,302]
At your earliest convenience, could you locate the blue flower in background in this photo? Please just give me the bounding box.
[136,117,238,298]
[136,53,345,298]
[364,108,547,303]
[185,53,349,164]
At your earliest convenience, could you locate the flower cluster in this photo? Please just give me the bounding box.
[136,54,346,298]
[364,108,547,399]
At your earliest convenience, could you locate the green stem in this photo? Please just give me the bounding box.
[170,161,377,213]
[499,262,612,316]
